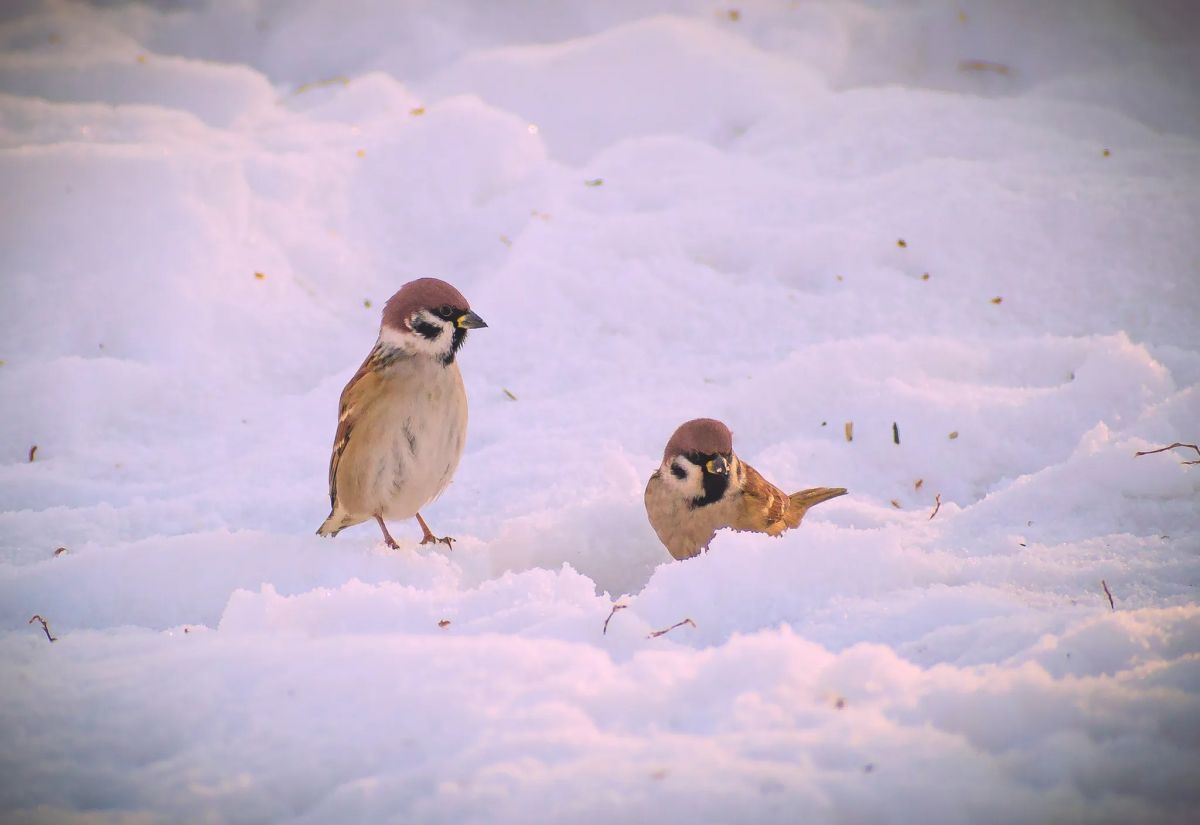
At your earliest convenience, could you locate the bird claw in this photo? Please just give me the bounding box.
[374,515,401,550]
[420,533,455,550]
[414,512,453,550]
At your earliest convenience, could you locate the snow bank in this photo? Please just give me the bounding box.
[1,1,1198,822]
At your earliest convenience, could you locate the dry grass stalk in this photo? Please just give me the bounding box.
[28,615,56,643]
[1101,580,1115,611]
[602,604,627,635]
[1134,442,1200,465]
[648,618,696,639]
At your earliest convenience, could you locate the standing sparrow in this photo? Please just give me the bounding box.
[317,277,487,549]
[644,418,847,560]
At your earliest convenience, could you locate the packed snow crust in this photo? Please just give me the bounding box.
[1,1,1199,822]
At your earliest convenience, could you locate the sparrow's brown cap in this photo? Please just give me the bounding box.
[382,278,471,330]
[663,418,733,462]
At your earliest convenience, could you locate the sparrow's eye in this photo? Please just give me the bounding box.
[436,305,455,319]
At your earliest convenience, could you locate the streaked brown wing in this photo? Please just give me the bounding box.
[327,348,385,507]
[733,461,791,535]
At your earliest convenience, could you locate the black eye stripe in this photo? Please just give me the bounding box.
[413,319,443,340]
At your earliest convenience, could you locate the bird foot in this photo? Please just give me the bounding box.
[415,512,454,550]
[420,532,455,550]
[374,515,401,550]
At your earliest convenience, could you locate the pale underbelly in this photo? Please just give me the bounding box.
[340,372,467,521]
[372,423,462,518]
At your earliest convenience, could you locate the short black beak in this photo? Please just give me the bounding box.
[457,310,488,329]
[705,455,729,475]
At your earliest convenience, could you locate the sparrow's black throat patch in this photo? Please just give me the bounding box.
[443,327,467,365]
[687,452,730,508]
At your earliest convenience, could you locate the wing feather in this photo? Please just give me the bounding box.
[327,347,389,508]
[734,461,791,535]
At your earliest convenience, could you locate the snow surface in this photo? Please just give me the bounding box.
[2,1,1199,822]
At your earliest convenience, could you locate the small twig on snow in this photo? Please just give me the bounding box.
[602,603,627,636]
[647,618,696,639]
[291,75,350,96]
[928,493,942,520]
[1134,442,1200,465]
[28,615,56,643]
[1101,580,1115,612]
[28,445,38,462]
[959,59,1011,75]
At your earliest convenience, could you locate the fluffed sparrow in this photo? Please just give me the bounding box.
[644,418,846,560]
[317,277,487,549]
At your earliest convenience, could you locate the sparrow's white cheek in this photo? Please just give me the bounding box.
[379,324,410,349]
[662,459,704,498]
[379,312,456,359]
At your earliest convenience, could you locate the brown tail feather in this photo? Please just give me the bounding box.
[317,509,357,537]
[785,487,848,527]
[316,513,342,537]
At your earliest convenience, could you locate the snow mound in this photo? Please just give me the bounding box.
[1,1,1198,822]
